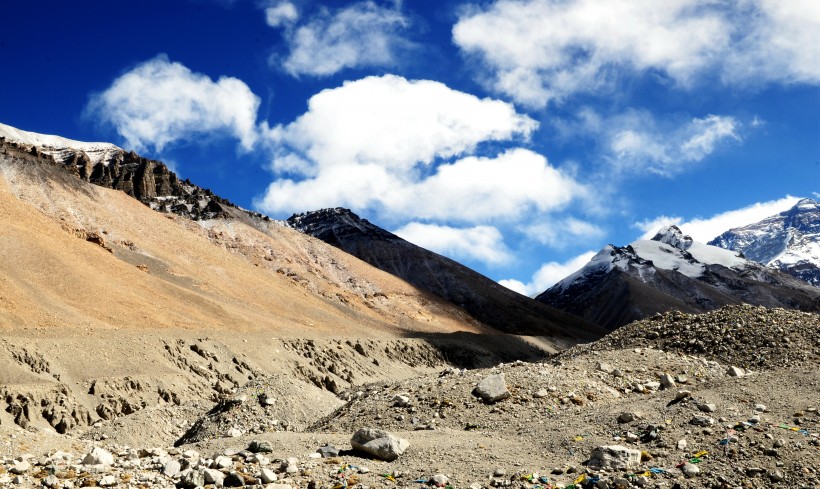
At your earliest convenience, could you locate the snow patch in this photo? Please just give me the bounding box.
[0,122,120,165]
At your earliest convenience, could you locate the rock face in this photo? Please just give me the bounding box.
[350,428,410,461]
[587,445,641,470]
[537,225,820,330]
[710,198,820,287]
[0,124,255,222]
[288,208,603,339]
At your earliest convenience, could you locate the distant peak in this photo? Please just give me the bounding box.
[650,225,693,251]
[795,197,819,208]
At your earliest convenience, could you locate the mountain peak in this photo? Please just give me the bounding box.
[709,197,820,287]
[650,225,693,251]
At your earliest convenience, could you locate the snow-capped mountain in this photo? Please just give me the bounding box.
[0,122,121,165]
[537,226,820,330]
[288,208,603,340]
[0,122,251,221]
[709,198,820,287]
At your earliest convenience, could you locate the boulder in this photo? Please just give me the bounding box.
[83,447,115,466]
[351,428,410,461]
[474,373,510,403]
[587,445,641,470]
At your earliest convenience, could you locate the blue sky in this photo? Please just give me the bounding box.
[2,0,819,295]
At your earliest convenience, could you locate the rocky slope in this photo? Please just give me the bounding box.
[536,226,820,330]
[710,198,820,287]
[287,208,603,340]
[4,305,816,489]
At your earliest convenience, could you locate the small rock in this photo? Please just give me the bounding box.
[203,468,226,485]
[99,475,118,487]
[351,428,409,461]
[698,403,716,413]
[223,471,246,487]
[178,470,206,489]
[9,461,30,475]
[249,440,273,453]
[163,459,182,477]
[674,390,691,401]
[83,447,115,466]
[618,412,638,423]
[690,415,714,427]
[677,439,688,450]
[318,445,340,458]
[727,366,745,377]
[430,474,449,487]
[769,470,784,482]
[260,467,278,484]
[659,373,676,389]
[754,404,767,413]
[281,457,299,474]
[226,427,243,437]
[598,362,615,374]
[587,445,641,470]
[474,374,511,403]
[214,455,233,469]
[681,463,700,478]
[392,395,410,407]
[533,389,549,399]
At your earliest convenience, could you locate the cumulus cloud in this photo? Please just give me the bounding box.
[274,1,412,77]
[255,75,584,224]
[453,0,820,107]
[499,251,596,296]
[265,1,299,27]
[394,223,513,265]
[635,195,802,242]
[86,55,260,153]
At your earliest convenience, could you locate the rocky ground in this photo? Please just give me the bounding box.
[1,306,819,488]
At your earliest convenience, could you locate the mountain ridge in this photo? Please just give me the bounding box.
[537,225,820,330]
[709,197,820,287]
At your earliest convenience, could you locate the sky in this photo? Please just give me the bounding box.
[1,0,819,296]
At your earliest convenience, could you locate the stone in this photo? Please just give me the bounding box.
[474,374,510,403]
[226,427,243,437]
[677,439,688,450]
[8,461,29,475]
[754,403,767,412]
[597,362,615,374]
[163,459,182,478]
[659,373,676,389]
[249,440,273,453]
[681,463,700,478]
[42,474,60,488]
[281,457,300,474]
[351,428,410,461]
[178,470,206,488]
[223,471,246,487]
[727,366,745,377]
[769,470,784,482]
[260,467,278,484]
[587,445,641,470]
[99,475,118,487]
[533,389,549,399]
[83,447,115,466]
[430,474,449,487]
[674,390,691,401]
[698,403,717,413]
[204,468,226,485]
[318,445,340,458]
[618,412,637,423]
[214,455,233,469]
[392,395,411,407]
[690,415,714,426]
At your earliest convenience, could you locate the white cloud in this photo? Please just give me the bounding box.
[87,55,260,153]
[255,75,584,225]
[499,251,596,296]
[265,1,299,27]
[521,217,604,248]
[635,195,802,242]
[394,223,513,265]
[276,1,411,77]
[582,109,740,176]
[453,0,820,107]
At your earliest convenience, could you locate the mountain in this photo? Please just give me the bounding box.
[709,198,820,287]
[2,121,606,435]
[536,225,820,330]
[287,208,603,339]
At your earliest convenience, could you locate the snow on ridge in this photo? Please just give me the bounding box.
[0,122,121,164]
